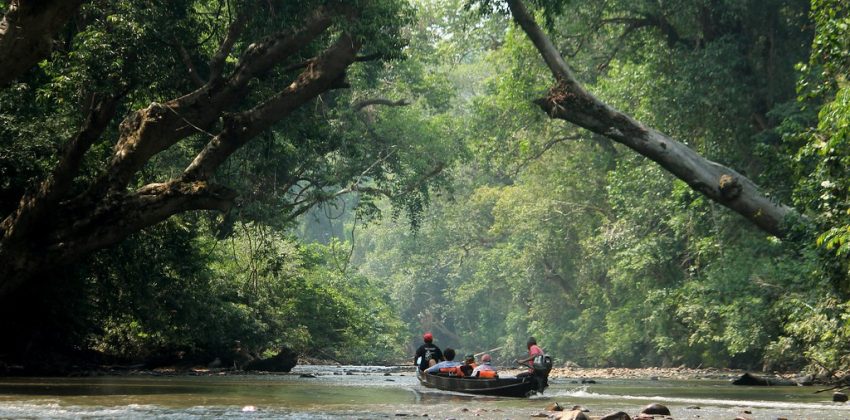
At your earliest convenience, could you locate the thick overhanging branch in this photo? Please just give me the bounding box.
[225,9,333,95]
[85,9,337,200]
[0,0,85,86]
[0,179,234,299]
[50,180,236,262]
[506,0,796,238]
[183,33,361,181]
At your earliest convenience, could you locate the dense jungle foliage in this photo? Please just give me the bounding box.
[0,0,849,375]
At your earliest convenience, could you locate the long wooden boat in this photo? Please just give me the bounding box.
[416,369,548,398]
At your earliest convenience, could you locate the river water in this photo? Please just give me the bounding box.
[0,365,847,419]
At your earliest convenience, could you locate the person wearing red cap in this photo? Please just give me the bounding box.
[414,332,443,371]
[471,353,497,378]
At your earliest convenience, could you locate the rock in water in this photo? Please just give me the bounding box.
[559,410,589,420]
[599,411,631,420]
[545,402,563,411]
[833,391,848,402]
[731,372,795,386]
[244,346,298,372]
[640,403,671,415]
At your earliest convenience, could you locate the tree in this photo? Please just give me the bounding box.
[502,0,797,238]
[0,0,423,300]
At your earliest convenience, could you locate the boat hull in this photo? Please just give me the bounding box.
[416,370,546,398]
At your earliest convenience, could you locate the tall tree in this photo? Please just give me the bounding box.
[0,0,419,299]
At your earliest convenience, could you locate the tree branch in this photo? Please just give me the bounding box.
[506,0,796,237]
[510,134,582,177]
[83,8,337,201]
[52,180,236,260]
[1,93,120,243]
[175,39,205,88]
[352,98,410,112]
[208,10,247,83]
[183,32,361,181]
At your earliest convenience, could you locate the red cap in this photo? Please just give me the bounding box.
[423,332,433,342]
[481,354,491,363]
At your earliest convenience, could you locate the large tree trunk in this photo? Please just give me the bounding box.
[506,0,796,238]
[0,0,86,86]
[0,6,362,299]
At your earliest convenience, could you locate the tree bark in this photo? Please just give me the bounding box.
[0,0,85,86]
[506,0,796,238]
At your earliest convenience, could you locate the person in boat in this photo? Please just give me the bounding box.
[414,332,443,371]
[459,353,477,376]
[514,336,544,378]
[424,348,462,374]
[471,353,497,378]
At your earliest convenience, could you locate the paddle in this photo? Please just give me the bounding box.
[474,346,503,358]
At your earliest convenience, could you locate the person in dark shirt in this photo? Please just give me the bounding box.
[414,332,443,371]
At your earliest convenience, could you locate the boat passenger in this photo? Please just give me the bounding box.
[414,332,443,371]
[459,353,477,376]
[471,353,497,378]
[515,337,544,378]
[424,348,462,374]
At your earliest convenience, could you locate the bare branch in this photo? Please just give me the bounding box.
[282,52,386,74]
[227,9,333,91]
[510,134,582,177]
[352,98,410,112]
[208,11,247,83]
[175,39,205,88]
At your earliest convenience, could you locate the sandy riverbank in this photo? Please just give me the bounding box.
[490,366,821,383]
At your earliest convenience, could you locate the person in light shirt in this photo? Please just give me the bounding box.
[471,353,496,378]
[424,348,462,374]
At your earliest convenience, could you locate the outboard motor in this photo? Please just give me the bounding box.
[532,354,553,392]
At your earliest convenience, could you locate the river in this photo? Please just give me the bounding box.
[0,365,847,419]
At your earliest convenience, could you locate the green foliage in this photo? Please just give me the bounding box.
[5,0,850,373]
[792,0,850,284]
[0,0,432,366]
[72,221,406,364]
[349,0,848,373]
